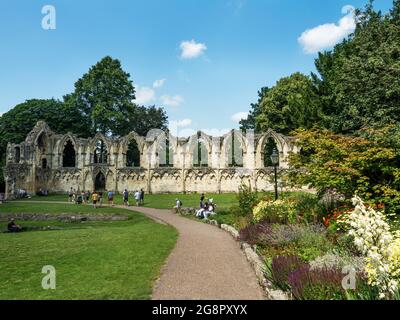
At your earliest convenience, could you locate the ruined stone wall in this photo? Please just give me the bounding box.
[3,121,299,198]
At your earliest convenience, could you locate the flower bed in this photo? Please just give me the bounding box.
[211,188,400,300]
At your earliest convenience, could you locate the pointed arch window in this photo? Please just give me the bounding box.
[63,140,76,168]
[94,140,108,164]
[227,131,244,167]
[159,137,174,168]
[193,132,208,167]
[126,139,140,167]
[263,138,279,167]
[15,147,21,164]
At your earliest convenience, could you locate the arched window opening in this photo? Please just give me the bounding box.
[42,158,47,169]
[15,147,21,163]
[94,171,106,191]
[193,133,208,167]
[94,140,108,164]
[37,133,47,153]
[159,137,174,168]
[227,131,244,167]
[263,138,279,167]
[126,140,140,167]
[62,140,76,168]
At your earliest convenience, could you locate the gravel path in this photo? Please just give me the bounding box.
[125,206,265,300]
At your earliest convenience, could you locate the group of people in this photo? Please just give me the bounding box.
[196,193,216,219]
[67,187,145,208]
[122,189,145,207]
[173,193,217,219]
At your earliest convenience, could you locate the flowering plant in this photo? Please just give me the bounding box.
[252,199,296,224]
[344,195,400,299]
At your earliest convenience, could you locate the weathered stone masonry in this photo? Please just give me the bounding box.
[3,121,298,198]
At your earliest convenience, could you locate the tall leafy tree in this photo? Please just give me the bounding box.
[67,56,167,137]
[67,56,137,136]
[313,0,400,133]
[255,73,322,134]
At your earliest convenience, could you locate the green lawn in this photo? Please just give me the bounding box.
[0,202,178,300]
[19,192,240,209]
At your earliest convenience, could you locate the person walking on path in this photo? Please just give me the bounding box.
[139,188,145,206]
[92,191,99,208]
[123,189,129,206]
[107,190,114,206]
[134,190,140,206]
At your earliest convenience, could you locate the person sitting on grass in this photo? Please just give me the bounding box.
[92,191,99,208]
[8,218,22,233]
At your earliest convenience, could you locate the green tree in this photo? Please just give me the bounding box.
[67,56,137,136]
[287,127,400,214]
[313,0,400,133]
[255,73,322,134]
[67,56,167,137]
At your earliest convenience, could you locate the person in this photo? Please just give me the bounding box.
[72,192,76,204]
[174,198,182,213]
[200,193,205,208]
[81,191,86,204]
[85,190,91,204]
[196,207,206,219]
[92,191,99,208]
[76,193,83,204]
[108,190,114,206]
[98,191,103,207]
[123,189,129,206]
[134,190,140,206]
[8,218,22,233]
[139,189,145,206]
[68,187,74,202]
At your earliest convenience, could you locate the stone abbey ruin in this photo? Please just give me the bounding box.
[3,121,298,198]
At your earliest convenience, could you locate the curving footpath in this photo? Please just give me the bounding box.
[124,206,265,300]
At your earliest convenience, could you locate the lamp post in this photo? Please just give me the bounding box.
[270,148,279,200]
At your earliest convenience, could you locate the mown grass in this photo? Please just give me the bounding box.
[19,193,240,209]
[0,202,178,300]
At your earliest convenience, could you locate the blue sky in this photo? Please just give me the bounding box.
[0,0,393,136]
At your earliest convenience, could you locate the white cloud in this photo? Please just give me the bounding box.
[168,119,194,137]
[231,112,249,123]
[298,5,356,54]
[153,79,166,88]
[180,40,207,59]
[160,95,184,107]
[135,86,156,105]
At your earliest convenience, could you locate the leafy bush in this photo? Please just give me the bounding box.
[270,255,304,291]
[253,199,296,224]
[292,193,323,223]
[237,183,259,216]
[212,210,236,226]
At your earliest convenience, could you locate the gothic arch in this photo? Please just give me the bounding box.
[186,131,212,168]
[221,130,247,168]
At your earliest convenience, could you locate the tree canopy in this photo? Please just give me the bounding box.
[241,0,400,135]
